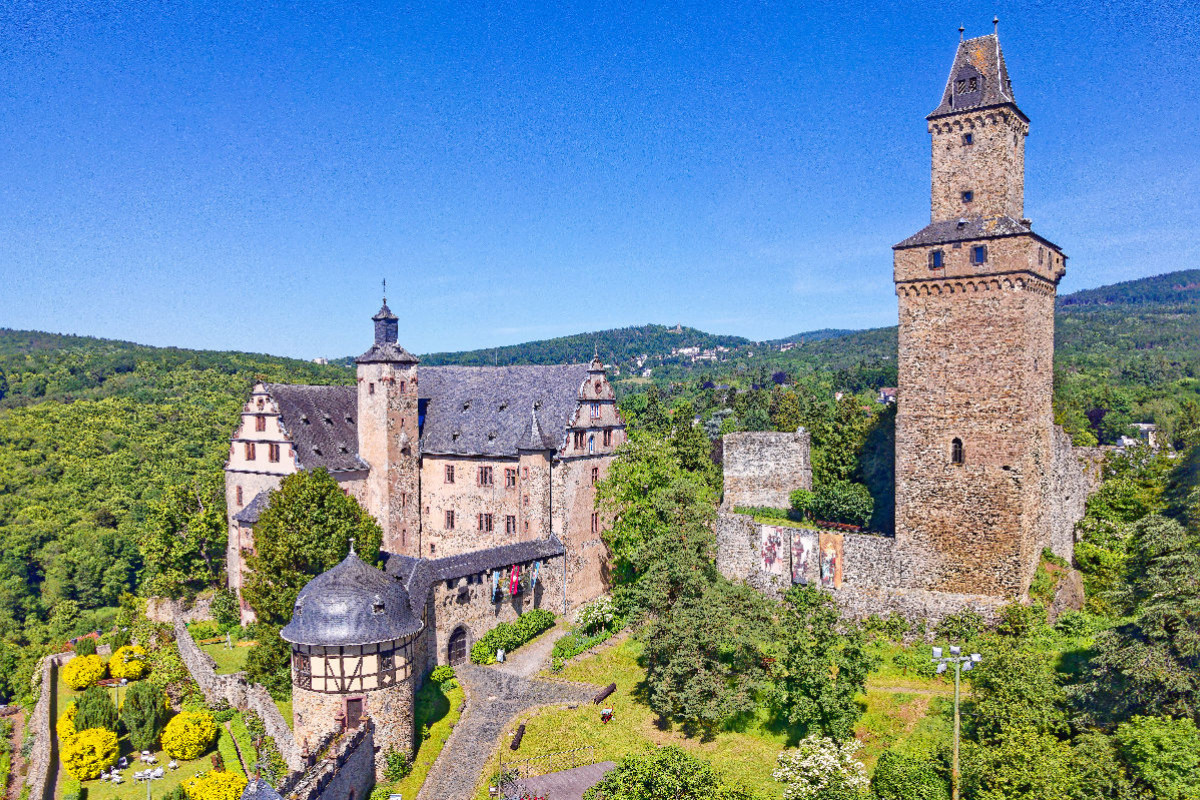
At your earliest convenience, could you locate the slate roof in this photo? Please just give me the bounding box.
[356,341,419,364]
[417,365,590,456]
[385,535,565,617]
[281,549,422,646]
[232,491,269,525]
[264,383,368,473]
[241,779,282,800]
[893,215,1061,250]
[928,34,1020,119]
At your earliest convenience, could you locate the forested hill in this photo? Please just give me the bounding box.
[0,328,350,408]
[1057,269,1200,308]
[418,324,751,367]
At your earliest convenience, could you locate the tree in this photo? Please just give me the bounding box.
[641,580,774,737]
[121,680,168,751]
[670,402,719,491]
[73,685,118,734]
[596,432,719,616]
[870,749,949,800]
[245,625,292,701]
[1068,731,1140,800]
[776,586,875,741]
[61,727,118,780]
[773,735,869,800]
[1075,515,1200,726]
[1113,716,1200,800]
[242,468,382,625]
[968,638,1068,742]
[209,589,239,630]
[583,746,749,800]
[960,727,1078,800]
[140,477,228,598]
[772,390,802,433]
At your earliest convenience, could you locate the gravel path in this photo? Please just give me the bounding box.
[491,624,569,679]
[4,709,25,800]
[415,665,598,800]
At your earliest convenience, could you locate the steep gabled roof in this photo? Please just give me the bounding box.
[417,365,589,456]
[264,383,368,473]
[928,34,1021,120]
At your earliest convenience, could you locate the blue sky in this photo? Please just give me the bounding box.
[1,1,1197,359]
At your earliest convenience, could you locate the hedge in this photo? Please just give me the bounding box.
[110,645,150,680]
[216,726,245,777]
[162,711,218,761]
[183,770,247,800]
[57,702,78,742]
[62,728,118,780]
[61,656,107,691]
[470,609,556,665]
[62,778,84,800]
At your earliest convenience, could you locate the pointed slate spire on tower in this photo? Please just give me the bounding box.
[517,402,552,451]
[928,27,1020,120]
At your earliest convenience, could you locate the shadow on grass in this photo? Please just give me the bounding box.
[411,680,452,759]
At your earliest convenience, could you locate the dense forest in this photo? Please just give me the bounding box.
[1,269,1198,703]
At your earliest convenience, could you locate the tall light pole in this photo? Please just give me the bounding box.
[932,645,981,800]
[135,766,164,800]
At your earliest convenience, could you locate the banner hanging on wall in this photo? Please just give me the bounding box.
[791,531,817,585]
[818,532,844,589]
[760,526,786,576]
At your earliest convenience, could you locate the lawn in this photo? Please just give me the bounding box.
[473,636,957,798]
[273,698,293,730]
[54,675,220,800]
[372,678,464,800]
[198,642,253,675]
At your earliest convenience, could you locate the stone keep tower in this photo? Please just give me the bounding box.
[281,547,422,776]
[357,300,422,557]
[892,31,1067,597]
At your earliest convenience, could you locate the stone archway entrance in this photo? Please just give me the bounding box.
[447,628,468,666]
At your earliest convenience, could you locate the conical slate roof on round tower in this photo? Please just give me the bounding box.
[280,547,422,646]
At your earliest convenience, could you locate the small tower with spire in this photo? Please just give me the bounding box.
[891,26,1069,597]
[356,293,422,557]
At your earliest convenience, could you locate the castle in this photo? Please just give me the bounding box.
[225,301,624,624]
[247,28,1100,787]
[717,31,1099,620]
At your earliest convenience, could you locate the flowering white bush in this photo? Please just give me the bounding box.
[575,596,615,635]
[773,735,869,799]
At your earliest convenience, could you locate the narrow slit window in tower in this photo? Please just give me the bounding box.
[951,438,965,465]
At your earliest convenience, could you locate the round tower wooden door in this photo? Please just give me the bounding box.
[448,629,467,666]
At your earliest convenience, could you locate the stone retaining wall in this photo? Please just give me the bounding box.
[24,653,69,800]
[285,722,374,800]
[172,618,303,773]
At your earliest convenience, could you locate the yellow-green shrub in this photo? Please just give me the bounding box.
[61,655,107,690]
[56,701,78,741]
[109,645,150,680]
[61,728,118,780]
[162,711,218,760]
[183,770,247,800]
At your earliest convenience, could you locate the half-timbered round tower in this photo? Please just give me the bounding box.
[280,545,422,775]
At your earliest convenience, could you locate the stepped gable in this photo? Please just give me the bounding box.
[281,548,422,646]
[928,33,1018,119]
[416,364,589,456]
[264,383,366,473]
[385,535,565,616]
[232,491,269,525]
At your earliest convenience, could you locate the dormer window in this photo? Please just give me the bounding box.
[372,595,385,615]
[301,415,310,425]
[929,250,945,269]
[961,190,974,203]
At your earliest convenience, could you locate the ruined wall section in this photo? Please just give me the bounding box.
[1047,426,1105,563]
[288,722,376,800]
[721,430,812,510]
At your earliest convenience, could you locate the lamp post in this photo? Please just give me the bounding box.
[135,766,164,800]
[932,645,981,800]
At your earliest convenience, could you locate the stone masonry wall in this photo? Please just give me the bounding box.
[929,108,1027,222]
[716,510,1008,627]
[172,617,304,772]
[1047,427,1105,563]
[24,653,68,800]
[288,721,376,800]
[721,430,812,510]
[420,553,566,674]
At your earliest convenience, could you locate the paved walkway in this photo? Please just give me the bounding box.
[416,633,599,800]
